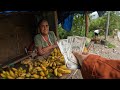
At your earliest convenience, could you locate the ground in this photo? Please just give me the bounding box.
[71,36,120,79]
[89,36,120,60]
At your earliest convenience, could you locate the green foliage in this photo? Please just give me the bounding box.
[107,42,116,48]
[58,14,85,39]
[58,11,120,39]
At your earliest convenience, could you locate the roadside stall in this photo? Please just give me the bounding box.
[0,11,84,79]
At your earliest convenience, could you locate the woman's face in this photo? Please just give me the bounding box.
[39,20,49,35]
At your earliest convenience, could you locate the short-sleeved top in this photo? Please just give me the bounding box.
[34,31,57,48]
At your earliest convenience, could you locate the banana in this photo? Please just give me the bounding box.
[49,62,53,67]
[40,64,47,71]
[56,62,62,66]
[7,75,14,79]
[48,69,53,73]
[59,65,67,69]
[39,76,43,79]
[35,67,42,71]
[32,74,39,79]
[2,71,6,74]
[12,68,17,72]
[1,73,6,78]
[29,65,33,72]
[63,69,71,74]
[52,67,56,69]
[43,77,47,79]
[58,68,71,74]
[44,70,48,76]
[40,71,45,77]
[57,68,65,73]
[54,68,58,76]
[16,77,24,79]
[9,70,15,77]
[6,71,10,76]
[21,73,26,77]
[26,73,31,78]
[53,62,56,67]
[57,72,62,77]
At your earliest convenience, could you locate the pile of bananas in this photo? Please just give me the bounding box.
[0,48,71,79]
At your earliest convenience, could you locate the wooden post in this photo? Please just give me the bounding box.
[85,11,89,37]
[105,11,110,40]
[54,11,59,39]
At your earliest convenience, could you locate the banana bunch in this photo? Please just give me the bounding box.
[0,48,71,79]
[0,67,26,79]
[54,65,71,77]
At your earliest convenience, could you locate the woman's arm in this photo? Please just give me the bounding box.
[37,44,57,55]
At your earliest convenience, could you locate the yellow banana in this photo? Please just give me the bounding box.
[32,74,39,79]
[54,68,58,76]
[12,68,17,72]
[57,72,62,77]
[48,69,53,73]
[40,71,45,77]
[58,68,71,74]
[40,64,47,71]
[63,69,71,74]
[7,75,14,79]
[57,68,65,73]
[39,76,43,79]
[35,67,42,71]
[53,62,56,67]
[59,65,67,69]
[2,71,6,74]
[9,70,15,77]
[49,62,53,67]
[1,73,6,78]
[26,73,31,78]
[43,77,47,79]
[44,70,48,76]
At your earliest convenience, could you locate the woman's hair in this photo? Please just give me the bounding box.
[37,18,48,27]
[37,18,49,33]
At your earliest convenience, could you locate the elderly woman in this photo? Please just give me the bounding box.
[34,19,58,56]
[73,51,120,79]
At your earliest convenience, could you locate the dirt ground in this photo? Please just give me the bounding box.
[89,36,120,60]
[71,36,120,79]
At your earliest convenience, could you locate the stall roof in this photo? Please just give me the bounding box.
[0,11,106,31]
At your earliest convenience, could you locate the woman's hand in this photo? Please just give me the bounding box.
[52,44,58,48]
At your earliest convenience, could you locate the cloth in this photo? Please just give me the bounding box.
[81,54,120,79]
[34,31,57,48]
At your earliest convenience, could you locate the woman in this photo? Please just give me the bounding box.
[34,19,58,56]
[72,51,120,79]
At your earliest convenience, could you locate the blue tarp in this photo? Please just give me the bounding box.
[61,14,74,32]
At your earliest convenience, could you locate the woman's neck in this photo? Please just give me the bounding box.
[42,34,48,38]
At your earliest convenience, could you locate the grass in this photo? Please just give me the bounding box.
[107,42,116,48]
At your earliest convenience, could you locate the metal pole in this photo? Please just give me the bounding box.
[105,11,110,40]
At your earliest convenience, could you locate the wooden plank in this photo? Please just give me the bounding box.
[54,11,59,39]
[2,54,31,69]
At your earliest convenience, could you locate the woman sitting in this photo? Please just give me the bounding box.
[34,19,58,56]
